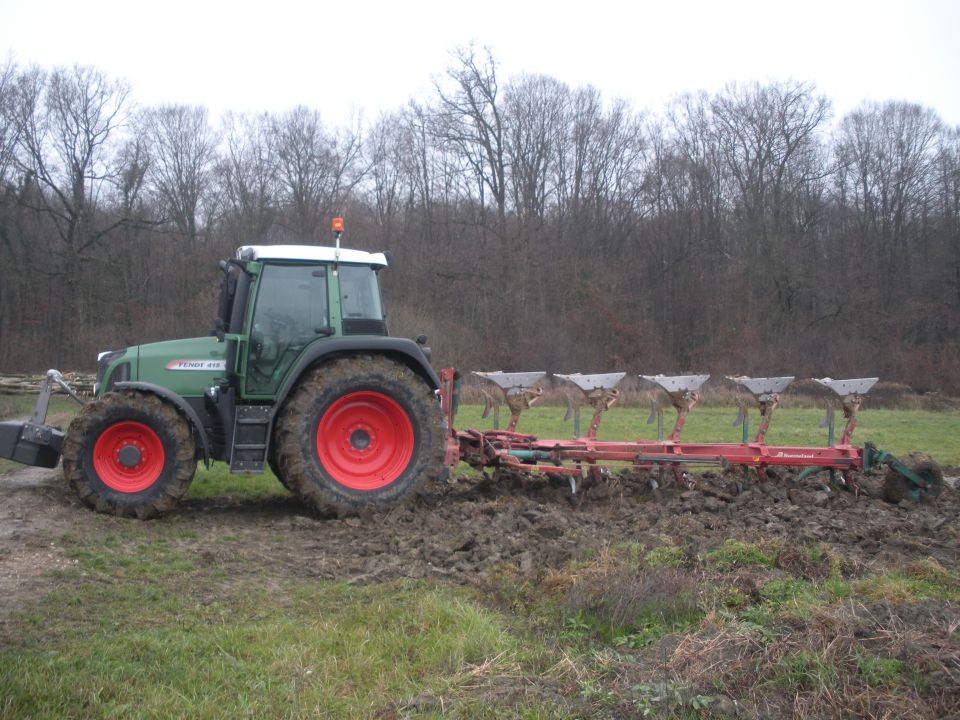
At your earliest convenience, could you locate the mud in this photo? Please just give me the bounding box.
[1,465,958,627]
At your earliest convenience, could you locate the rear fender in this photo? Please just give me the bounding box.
[274,337,440,409]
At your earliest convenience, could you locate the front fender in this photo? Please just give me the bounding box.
[114,381,211,466]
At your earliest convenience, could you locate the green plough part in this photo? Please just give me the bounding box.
[798,443,943,504]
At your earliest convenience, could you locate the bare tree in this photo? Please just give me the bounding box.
[432,46,508,234]
[0,60,18,185]
[366,111,409,240]
[9,64,131,260]
[217,111,278,244]
[271,106,364,242]
[936,127,960,307]
[141,104,220,238]
[554,85,602,232]
[711,81,830,253]
[835,101,943,260]
[503,74,568,222]
[831,100,946,374]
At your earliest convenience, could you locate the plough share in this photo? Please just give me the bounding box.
[438,370,943,504]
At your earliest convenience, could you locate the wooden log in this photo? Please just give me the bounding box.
[0,372,96,396]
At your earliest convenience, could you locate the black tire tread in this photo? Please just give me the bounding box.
[61,391,197,518]
[273,356,445,516]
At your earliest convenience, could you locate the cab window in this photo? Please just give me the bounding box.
[339,265,386,335]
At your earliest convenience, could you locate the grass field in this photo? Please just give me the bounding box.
[2,572,553,718]
[1,521,957,718]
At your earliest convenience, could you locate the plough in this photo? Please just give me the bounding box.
[438,369,943,504]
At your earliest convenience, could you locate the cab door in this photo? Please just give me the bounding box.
[242,263,330,398]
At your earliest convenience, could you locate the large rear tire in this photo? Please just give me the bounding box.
[267,448,292,491]
[61,391,197,518]
[273,356,445,515]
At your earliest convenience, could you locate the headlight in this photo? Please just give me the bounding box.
[96,349,128,394]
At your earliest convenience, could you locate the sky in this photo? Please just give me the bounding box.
[2,0,958,129]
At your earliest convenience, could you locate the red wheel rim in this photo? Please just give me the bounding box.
[316,391,414,490]
[93,421,165,493]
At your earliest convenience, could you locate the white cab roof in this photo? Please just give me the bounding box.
[237,245,388,267]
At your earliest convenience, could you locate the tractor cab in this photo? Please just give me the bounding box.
[223,245,390,398]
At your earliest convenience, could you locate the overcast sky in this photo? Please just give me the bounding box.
[2,0,958,128]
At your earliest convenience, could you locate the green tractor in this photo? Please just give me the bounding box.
[0,220,449,518]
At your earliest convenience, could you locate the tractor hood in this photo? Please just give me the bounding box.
[99,336,227,398]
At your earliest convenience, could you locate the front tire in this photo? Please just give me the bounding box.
[61,391,197,518]
[273,356,445,515]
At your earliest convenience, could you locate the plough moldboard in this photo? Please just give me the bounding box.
[438,369,944,504]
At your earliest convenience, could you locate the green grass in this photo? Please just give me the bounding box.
[3,522,958,718]
[705,539,778,571]
[851,569,960,602]
[186,462,290,502]
[0,539,564,719]
[856,654,904,688]
[0,394,78,421]
[644,545,687,569]
[767,648,842,691]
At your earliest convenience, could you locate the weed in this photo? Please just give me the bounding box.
[705,539,777,571]
[824,576,851,601]
[759,578,818,617]
[719,586,751,610]
[578,678,618,706]
[768,649,840,691]
[561,612,592,640]
[856,654,903,688]
[644,544,686,568]
[906,557,957,586]
[613,615,697,649]
[565,563,701,644]
[611,541,646,567]
[632,681,714,716]
[853,570,960,603]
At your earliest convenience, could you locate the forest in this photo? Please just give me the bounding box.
[1,48,958,392]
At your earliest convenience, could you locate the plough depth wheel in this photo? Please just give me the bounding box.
[883,452,943,503]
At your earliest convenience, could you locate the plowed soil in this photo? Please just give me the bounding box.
[2,464,957,628]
